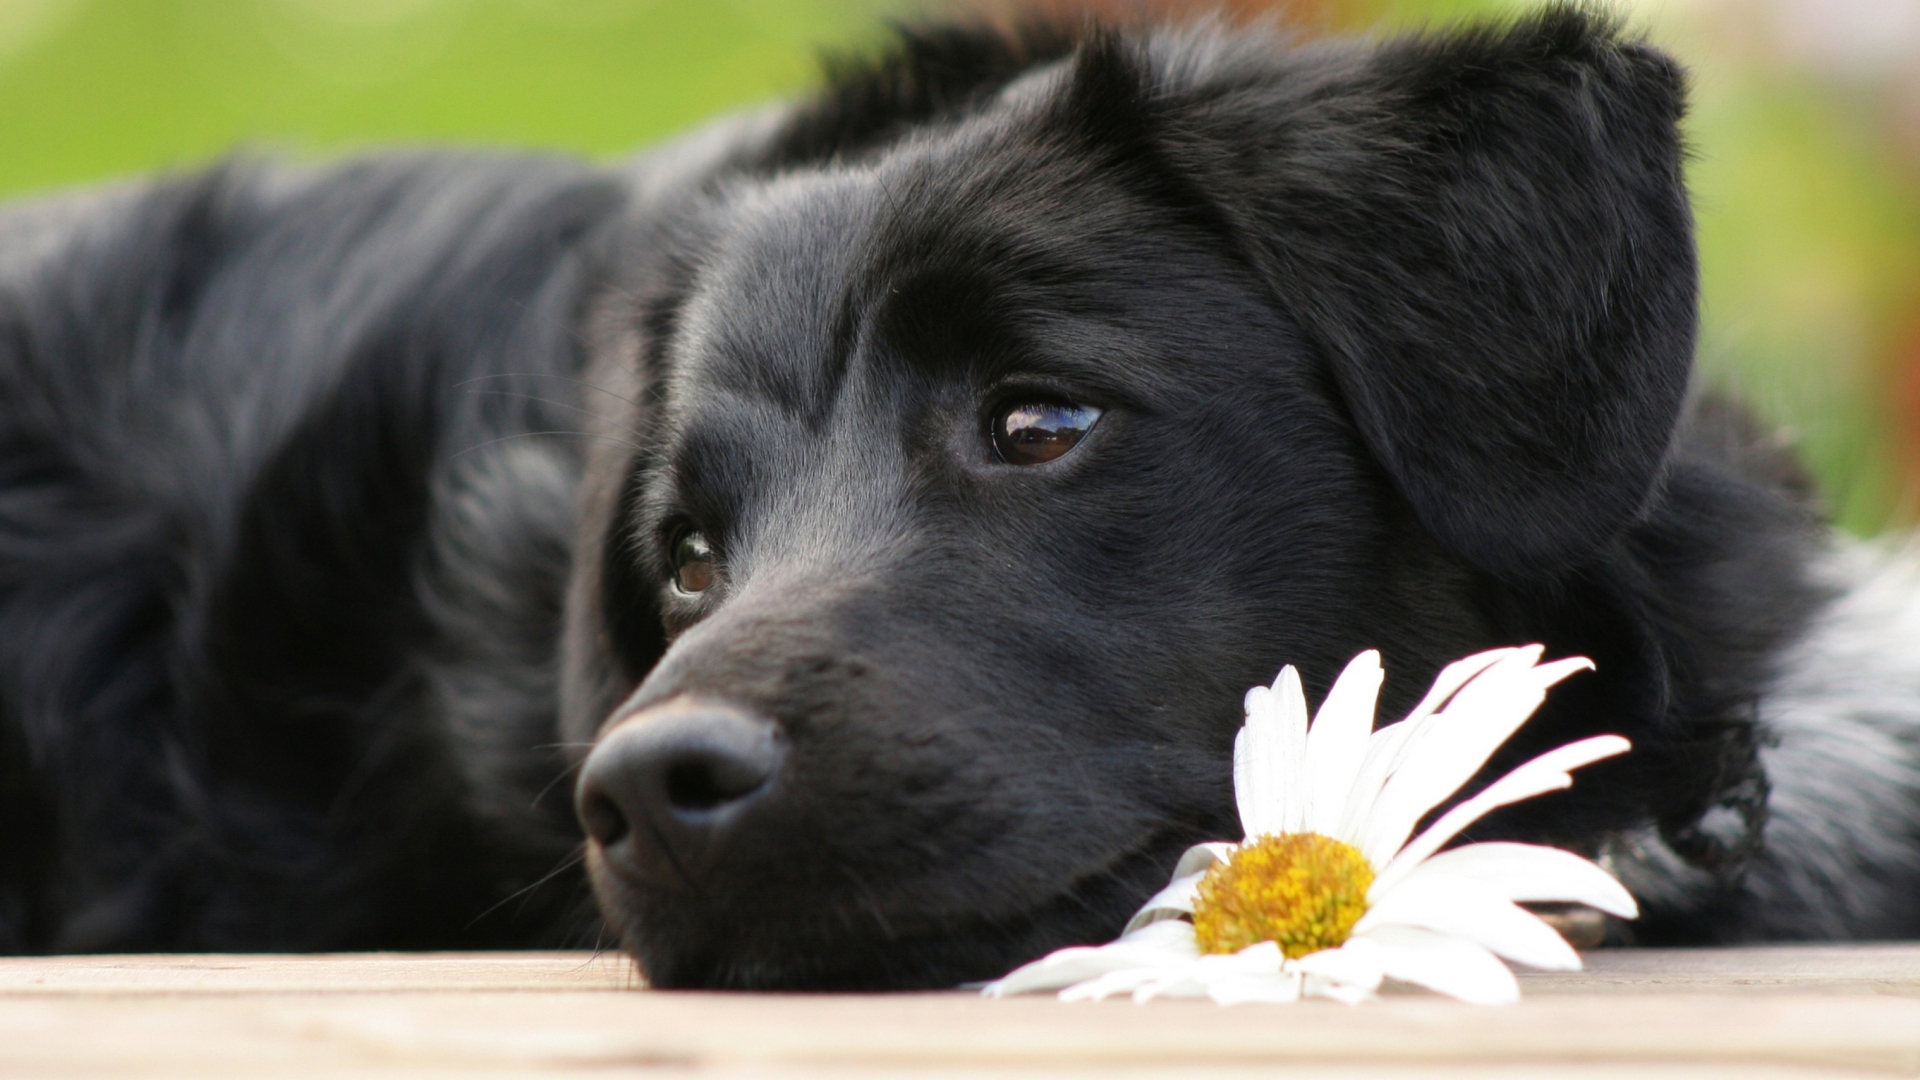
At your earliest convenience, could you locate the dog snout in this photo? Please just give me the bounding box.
[576,698,785,881]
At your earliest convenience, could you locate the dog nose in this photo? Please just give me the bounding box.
[576,699,784,878]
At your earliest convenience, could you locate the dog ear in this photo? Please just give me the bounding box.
[1163,6,1696,578]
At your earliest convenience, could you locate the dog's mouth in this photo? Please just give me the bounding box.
[570,688,1211,989]
[588,823,1194,991]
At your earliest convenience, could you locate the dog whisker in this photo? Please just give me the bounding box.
[529,756,588,813]
[462,847,587,932]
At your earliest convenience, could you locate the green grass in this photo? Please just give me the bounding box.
[1685,67,1920,535]
[0,0,893,197]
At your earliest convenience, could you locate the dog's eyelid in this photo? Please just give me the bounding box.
[981,366,1127,415]
[979,368,1122,406]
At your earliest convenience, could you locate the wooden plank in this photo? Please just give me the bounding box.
[5,944,1915,997]
[1520,943,1920,996]
[0,951,638,995]
[0,947,1915,1077]
[2,988,1918,1077]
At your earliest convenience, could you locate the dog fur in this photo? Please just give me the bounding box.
[0,5,1915,985]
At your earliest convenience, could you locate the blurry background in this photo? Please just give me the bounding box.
[1,0,1916,535]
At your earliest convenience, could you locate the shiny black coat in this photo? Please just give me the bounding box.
[0,7,1850,984]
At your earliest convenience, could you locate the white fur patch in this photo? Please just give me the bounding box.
[1611,535,1920,938]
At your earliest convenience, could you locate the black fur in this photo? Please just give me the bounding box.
[0,5,1888,983]
[0,158,620,949]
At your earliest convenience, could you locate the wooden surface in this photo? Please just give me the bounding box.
[1,945,1917,1077]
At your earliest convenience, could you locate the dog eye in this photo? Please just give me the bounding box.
[670,530,717,595]
[991,401,1102,465]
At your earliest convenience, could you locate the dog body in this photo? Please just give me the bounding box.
[1,8,1916,984]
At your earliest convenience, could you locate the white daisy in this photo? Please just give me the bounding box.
[982,646,1638,1006]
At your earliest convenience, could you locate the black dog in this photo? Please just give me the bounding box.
[2,5,1916,988]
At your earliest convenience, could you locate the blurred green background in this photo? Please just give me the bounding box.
[2,0,1917,535]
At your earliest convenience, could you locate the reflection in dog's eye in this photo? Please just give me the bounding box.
[992,402,1102,466]
[671,530,717,594]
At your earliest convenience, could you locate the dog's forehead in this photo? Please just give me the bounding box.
[668,168,881,422]
[663,122,1229,431]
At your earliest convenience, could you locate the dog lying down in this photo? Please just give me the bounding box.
[1,4,1917,989]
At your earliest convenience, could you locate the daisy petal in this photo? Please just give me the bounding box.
[1360,649,1552,862]
[1062,966,1179,1002]
[1333,648,1524,849]
[1120,919,1202,949]
[1172,841,1238,880]
[1360,924,1521,1005]
[987,953,1125,998]
[1335,718,1418,847]
[1136,941,1285,1003]
[1129,974,1210,1003]
[1360,650,1594,866]
[1124,842,1239,934]
[1292,937,1387,993]
[1205,972,1304,1005]
[1356,872,1581,971]
[1233,688,1269,838]
[1235,668,1307,837]
[1397,647,1528,729]
[1408,842,1639,919]
[1270,666,1311,833]
[1122,871,1205,934]
[1343,646,1537,841]
[1374,734,1631,894]
[1304,650,1383,836]
[1304,976,1377,1005]
[981,920,1197,997]
[1219,939,1284,970]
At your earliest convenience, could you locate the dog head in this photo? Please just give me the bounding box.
[562,7,1696,988]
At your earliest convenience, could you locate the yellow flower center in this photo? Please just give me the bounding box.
[1191,832,1375,958]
